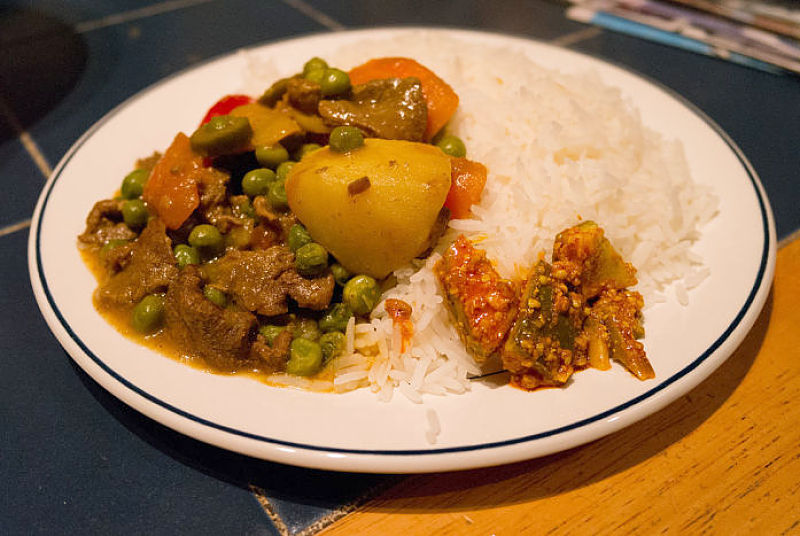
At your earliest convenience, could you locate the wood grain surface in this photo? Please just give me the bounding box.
[321,238,800,536]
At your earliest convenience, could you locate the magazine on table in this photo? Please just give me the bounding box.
[566,0,800,74]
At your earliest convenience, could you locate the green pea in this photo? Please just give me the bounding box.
[120,168,149,199]
[255,144,289,169]
[436,134,466,158]
[343,275,381,315]
[241,168,276,197]
[173,244,200,268]
[276,161,295,182]
[259,325,285,346]
[294,143,322,161]
[188,224,223,250]
[319,68,350,96]
[131,294,165,334]
[286,338,323,376]
[330,263,351,286]
[203,286,227,307]
[304,68,325,85]
[295,242,328,277]
[189,114,253,157]
[287,224,313,252]
[302,57,328,78]
[267,180,289,211]
[320,331,346,363]
[122,199,148,228]
[319,302,353,333]
[328,126,364,153]
[292,317,321,341]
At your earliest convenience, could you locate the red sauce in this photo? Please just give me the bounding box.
[385,298,414,352]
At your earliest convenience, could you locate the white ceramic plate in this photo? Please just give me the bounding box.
[29,28,775,473]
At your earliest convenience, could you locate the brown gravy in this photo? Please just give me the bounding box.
[80,245,337,390]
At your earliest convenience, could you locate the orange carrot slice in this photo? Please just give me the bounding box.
[142,133,201,230]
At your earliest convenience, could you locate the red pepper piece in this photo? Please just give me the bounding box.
[200,94,254,125]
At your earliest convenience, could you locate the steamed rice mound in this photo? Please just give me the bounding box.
[245,33,718,399]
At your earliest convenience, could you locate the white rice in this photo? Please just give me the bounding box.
[425,408,441,444]
[244,33,719,416]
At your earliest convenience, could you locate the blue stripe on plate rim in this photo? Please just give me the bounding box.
[32,29,773,457]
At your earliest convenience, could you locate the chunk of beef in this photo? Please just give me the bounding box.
[250,223,281,250]
[249,330,292,373]
[208,247,295,316]
[96,218,179,307]
[78,199,138,245]
[277,213,299,236]
[102,242,134,273]
[164,265,257,371]
[250,198,297,239]
[318,77,427,141]
[197,166,234,230]
[203,205,237,233]
[279,271,335,310]
[287,76,322,114]
[198,166,229,209]
[252,195,279,224]
[228,195,252,219]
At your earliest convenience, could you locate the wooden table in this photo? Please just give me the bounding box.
[322,236,800,535]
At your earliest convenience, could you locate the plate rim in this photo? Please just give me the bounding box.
[28,27,776,472]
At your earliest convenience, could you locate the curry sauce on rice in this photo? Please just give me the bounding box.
[78,34,717,399]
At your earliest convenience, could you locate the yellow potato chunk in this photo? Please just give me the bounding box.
[286,139,451,279]
[230,102,302,148]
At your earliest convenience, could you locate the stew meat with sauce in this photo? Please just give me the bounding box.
[79,55,475,381]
